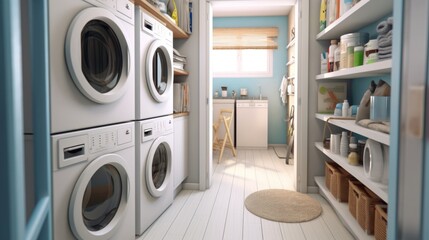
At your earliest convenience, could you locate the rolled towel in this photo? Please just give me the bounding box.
[378,30,392,47]
[377,20,392,35]
[387,16,394,25]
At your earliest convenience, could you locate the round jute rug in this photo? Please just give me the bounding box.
[244,189,322,223]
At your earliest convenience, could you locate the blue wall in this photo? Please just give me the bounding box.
[213,16,288,144]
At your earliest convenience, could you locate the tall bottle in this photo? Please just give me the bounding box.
[334,42,341,71]
[340,131,349,157]
[328,40,338,72]
[342,99,349,117]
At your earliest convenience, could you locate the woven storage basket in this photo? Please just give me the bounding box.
[331,167,353,202]
[325,161,338,192]
[348,179,364,219]
[356,186,384,234]
[374,204,388,240]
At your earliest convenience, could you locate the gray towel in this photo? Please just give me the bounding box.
[377,20,392,35]
[378,53,392,59]
[378,30,392,47]
[378,46,392,54]
[387,16,394,25]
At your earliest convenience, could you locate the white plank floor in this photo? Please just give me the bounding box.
[137,148,354,240]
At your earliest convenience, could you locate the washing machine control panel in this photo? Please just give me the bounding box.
[89,131,117,154]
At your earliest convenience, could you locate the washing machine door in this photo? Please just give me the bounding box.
[69,153,130,240]
[65,7,130,104]
[146,136,172,197]
[145,40,173,103]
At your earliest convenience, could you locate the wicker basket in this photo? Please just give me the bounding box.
[348,179,364,219]
[374,204,388,240]
[356,186,384,234]
[331,167,353,202]
[325,161,338,192]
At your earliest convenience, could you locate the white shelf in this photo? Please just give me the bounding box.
[286,38,295,49]
[315,142,388,202]
[286,59,295,66]
[315,113,390,146]
[316,59,392,80]
[317,0,393,40]
[315,176,374,240]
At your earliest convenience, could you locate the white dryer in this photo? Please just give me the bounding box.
[135,8,174,120]
[51,122,135,240]
[135,115,174,235]
[25,0,135,134]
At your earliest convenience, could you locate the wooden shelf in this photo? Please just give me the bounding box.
[132,0,189,39]
[173,112,189,118]
[316,59,392,80]
[315,176,375,240]
[174,68,189,76]
[317,0,393,40]
[315,113,390,146]
[315,142,388,202]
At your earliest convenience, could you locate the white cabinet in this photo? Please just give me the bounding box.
[236,99,268,149]
[173,115,188,189]
[314,1,393,239]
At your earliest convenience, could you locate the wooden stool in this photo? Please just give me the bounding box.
[213,109,237,163]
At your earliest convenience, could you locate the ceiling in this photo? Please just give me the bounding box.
[211,0,295,17]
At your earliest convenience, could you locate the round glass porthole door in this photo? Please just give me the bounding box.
[65,7,130,104]
[145,40,173,103]
[146,137,172,197]
[69,154,129,240]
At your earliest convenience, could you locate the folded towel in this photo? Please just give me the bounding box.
[377,20,392,35]
[378,53,392,60]
[378,46,392,54]
[378,30,392,47]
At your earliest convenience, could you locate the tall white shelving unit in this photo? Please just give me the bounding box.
[314,0,393,239]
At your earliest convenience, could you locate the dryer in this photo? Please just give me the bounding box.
[135,115,174,235]
[135,8,174,120]
[51,122,135,240]
[25,0,135,134]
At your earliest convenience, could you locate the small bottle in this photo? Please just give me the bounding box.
[347,42,355,68]
[348,143,359,165]
[353,46,364,67]
[342,99,349,117]
[334,42,341,71]
[328,40,338,72]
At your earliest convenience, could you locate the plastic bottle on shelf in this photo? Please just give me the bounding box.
[334,42,341,71]
[340,131,349,157]
[348,143,359,165]
[342,99,349,117]
[328,39,338,72]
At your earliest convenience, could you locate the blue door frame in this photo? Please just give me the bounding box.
[0,0,52,239]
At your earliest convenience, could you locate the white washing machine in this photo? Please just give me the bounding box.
[135,115,174,235]
[135,7,174,120]
[51,122,135,240]
[25,0,135,134]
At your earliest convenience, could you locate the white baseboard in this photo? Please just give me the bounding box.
[182,183,200,190]
[307,186,319,194]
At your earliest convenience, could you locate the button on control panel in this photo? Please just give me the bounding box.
[89,131,116,154]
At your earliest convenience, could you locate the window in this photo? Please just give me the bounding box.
[212,27,277,78]
[212,49,273,77]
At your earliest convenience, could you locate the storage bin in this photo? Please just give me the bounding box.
[356,186,383,234]
[348,179,363,219]
[374,204,388,240]
[331,167,353,202]
[325,161,338,192]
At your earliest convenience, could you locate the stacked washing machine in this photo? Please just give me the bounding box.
[134,7,175,236]
[24,0,137,239]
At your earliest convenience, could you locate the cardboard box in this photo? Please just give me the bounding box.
[317,82,347,113]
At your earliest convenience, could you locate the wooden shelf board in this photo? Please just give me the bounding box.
[315,113,390,146]
[317,0,393,40]
[315,176,375,240]
[132,0,189,39]
[315,142,388,202]
[174,68,189,76]
[316,59,392,80]
[173,112,189,118]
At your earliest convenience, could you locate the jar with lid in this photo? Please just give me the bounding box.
[348,143,359,165]
[328,40,338,72]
